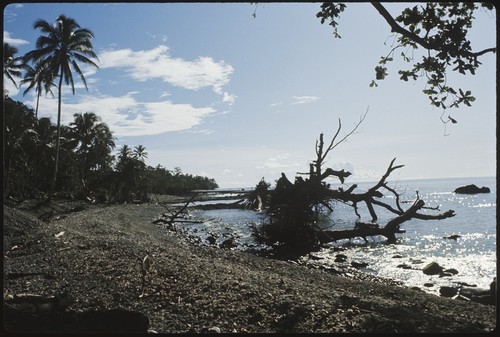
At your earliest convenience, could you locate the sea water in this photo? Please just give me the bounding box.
[182,177,496,295]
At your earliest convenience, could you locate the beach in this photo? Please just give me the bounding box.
[3,198,497,333]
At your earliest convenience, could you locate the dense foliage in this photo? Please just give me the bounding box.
[3,95,218,202]
[252,173,332,257]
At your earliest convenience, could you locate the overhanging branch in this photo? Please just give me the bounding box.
[371,2,496,57]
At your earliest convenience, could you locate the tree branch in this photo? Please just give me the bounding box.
[371,2,496,57]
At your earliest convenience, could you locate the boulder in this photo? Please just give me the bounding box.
[443,234,461,240]
[351,261,369,269]
[440,286,458,298]
[454,184,490,194]
[422,262,443,275]
[443,268,459,275]
[219,238,236,249]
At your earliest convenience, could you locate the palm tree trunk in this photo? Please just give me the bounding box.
[35,91,40,119]
[48,70,63,201]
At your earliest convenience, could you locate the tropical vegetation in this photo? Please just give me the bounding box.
[3,14,217,203]
[3,96,218,202]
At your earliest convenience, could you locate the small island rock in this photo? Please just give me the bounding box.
[454,184,490,194]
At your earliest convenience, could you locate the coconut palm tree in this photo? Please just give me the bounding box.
[133,145,148,162]
[24,14,99,200]
[20,62,56,118]
[3,43,26,90]
[69,112,115,191]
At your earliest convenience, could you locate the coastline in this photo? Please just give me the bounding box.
[3,199,497,333]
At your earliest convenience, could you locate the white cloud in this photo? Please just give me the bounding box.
[3,32,29,46]
[33,92,215,137]
[292,96,319,105]
[222,92,237,105]
[257,153,301,170]
[98,45,234,95]
[3,78,20,96]
[269,101,283,107]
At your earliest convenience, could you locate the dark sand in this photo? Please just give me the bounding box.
[3,198,497,333]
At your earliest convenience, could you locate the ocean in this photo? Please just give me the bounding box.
[181,176,496,295]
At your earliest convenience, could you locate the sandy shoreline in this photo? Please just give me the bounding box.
[3,199,497,333]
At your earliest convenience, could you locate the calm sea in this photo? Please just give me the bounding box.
[182,176,496,294]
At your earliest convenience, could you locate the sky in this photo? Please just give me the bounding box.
[3,2,497,188]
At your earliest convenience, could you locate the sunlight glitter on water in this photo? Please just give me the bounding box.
[179,177,496,295]
[316,239,496,295]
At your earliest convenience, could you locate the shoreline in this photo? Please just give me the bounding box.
[164,195,496,299]
[3,199,497,333]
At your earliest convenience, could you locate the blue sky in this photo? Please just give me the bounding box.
[3,2,497,188]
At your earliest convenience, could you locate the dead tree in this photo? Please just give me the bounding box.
[323,158,455,243]
[252,111,455,255]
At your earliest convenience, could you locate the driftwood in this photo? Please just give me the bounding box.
[318,161,455,244]
[154,193,198,227]
[254,117,456,251]
[319,198,455,244]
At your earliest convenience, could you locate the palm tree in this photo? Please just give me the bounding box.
[24,14,99,200]
[133,145,148,162]
[20,62,56,118]
[117,145,133,163]
[3,43,26,90]
[69,112,115,191]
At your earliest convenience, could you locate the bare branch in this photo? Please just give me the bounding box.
[329,107,369,152]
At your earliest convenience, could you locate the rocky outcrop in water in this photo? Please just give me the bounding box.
[454,184,490,194]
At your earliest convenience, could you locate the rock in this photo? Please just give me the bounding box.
[443,234,461,240]
[209,327,221,333]
[422,262,443,275]
[397,264,413,269]
[458,285,496,305]
[220,238,236,249]
[206,235,216,245]
[334,254,347,263]
[459,287,491,298]
[439,286,458,298]
[202,326,221,333]
[489,277,496,294]
[351,261,368,269]
[443,268,459,275]
[454,184,490,194]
